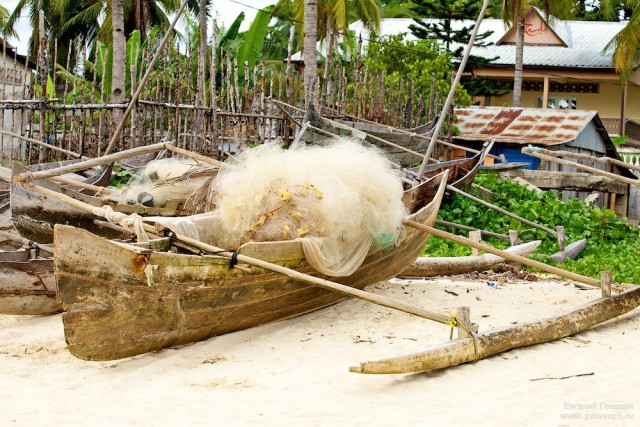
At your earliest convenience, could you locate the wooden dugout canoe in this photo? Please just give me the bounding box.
[335,118,436,167]
[300,108,489,192]
[0,247,59,315]
[398,240,541,277]
[54,171,449,361]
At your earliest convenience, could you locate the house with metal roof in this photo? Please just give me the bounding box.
[452,106,639,220]
[350,8,638,139]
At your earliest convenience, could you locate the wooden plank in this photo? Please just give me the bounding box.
[522,147,640,188]
[500,170,628,193]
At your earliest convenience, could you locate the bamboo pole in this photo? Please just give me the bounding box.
[537,147,640,174]
[49,175,114,195]
[404,220,603,288]
[13,141,170,183]
[418,0,491,173]
[0,130,85,159]
[102,0,190,156]
[435,219,511,242]
[163,144,226,168]
[522,147,640,187]
[0,229,53,253]
[351,284,640,374]
[446,185,558,237]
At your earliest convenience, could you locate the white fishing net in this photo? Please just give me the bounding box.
[115,158,217,209]
[148,139,409,276]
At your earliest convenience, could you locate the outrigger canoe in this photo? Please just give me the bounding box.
[54,171,449,361]
[11,160,199,243]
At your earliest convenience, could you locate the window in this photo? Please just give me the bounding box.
[537,96,577,109]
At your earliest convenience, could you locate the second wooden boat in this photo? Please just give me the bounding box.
[54,171,449,361]
[0,245,58,315]
[398,240,541,277]
[11,160,198,243]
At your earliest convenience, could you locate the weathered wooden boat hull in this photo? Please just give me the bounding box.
[11,161,116,243]
[0,250,58,315]
[55,172,448,361]
[11,162,192,243]
[417,152,485,192]
[336,119,435,166]
[398,240,541,277]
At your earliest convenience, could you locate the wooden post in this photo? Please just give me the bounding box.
[556,225,566,252]
[508,230,520,247]
[542,76,549,108]
[38,9,46,163]
[455,306,474,339]
[469,230,482,256]
[601,270,612,298]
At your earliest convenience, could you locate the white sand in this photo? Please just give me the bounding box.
[1,276,638,426]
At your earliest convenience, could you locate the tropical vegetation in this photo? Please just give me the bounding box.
[423,172,640,283]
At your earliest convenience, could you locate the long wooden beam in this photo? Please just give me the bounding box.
[522,147,640,188]
[13,142,169,183]
[418,0,491,173]
[446,185,558,237]
[404,220,603,288]
[351,284,640,374]
[499,169,628,194]
[539,147,640,174]
[0,129,85,159]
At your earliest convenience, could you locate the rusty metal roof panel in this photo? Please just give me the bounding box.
[454,107,597,145]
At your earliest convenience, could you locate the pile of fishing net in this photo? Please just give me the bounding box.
[115,158,217,210]
[154,139,409,276]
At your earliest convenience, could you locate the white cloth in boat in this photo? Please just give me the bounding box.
[146,213,377,277]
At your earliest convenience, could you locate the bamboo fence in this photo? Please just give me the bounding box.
[0,31,450,165]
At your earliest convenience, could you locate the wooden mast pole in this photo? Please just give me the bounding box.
[102,0,190,156]
[417,0,491,175]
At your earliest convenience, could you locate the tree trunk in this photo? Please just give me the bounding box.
[512,15,525,107]
[303,0,318,109]
[197,0,207,108]
[111,0,126,129]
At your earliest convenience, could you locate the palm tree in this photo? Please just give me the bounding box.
[499,0,576,107]
[304,0,318,107]
[605,1,640,82]
[2,0,184,62]
[275,0,382,41]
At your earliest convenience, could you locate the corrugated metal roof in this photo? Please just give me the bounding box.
[453,107,597,145]
[350,17,625,69]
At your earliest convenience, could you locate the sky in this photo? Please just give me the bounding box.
[0,0,277,55]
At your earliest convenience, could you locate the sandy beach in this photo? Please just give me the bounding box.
[1,275,638,426]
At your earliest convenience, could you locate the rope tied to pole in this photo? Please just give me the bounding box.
[448,313,479,361]
[92,205,150,242]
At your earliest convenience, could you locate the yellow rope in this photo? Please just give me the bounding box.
[447,313,480,361]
